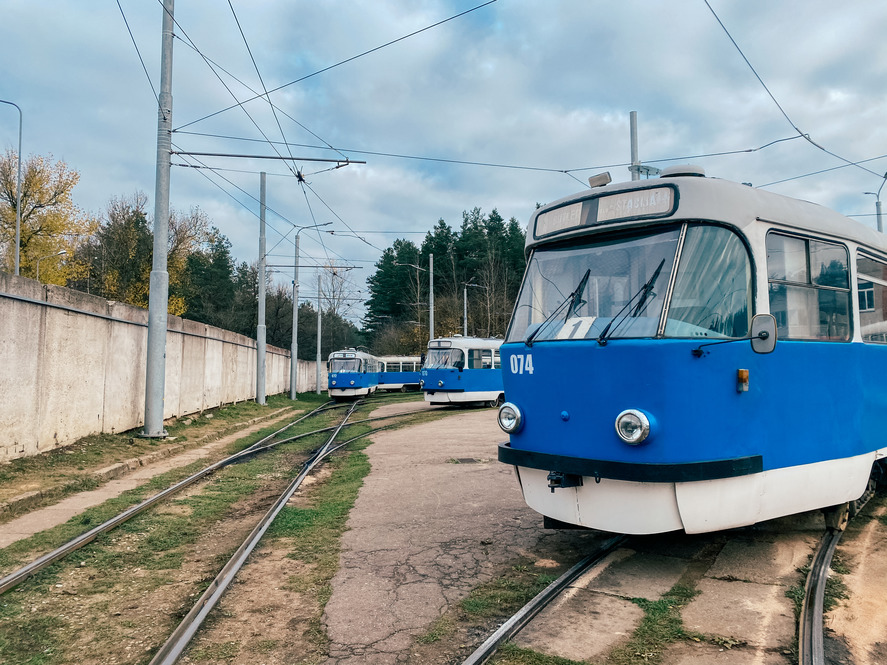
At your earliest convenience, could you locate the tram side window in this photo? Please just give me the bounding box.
[468,349,493,369]
[857,254,887,343]
[766,233,851,341]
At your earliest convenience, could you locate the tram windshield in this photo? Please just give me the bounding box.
[506,223,751,343]
[330,358,361,373]
[424,348,465,369]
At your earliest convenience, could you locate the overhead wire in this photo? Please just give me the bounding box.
[703,0,883,180]
[174,0,499,132]
[116,0,160,108]
[227,0,300,173]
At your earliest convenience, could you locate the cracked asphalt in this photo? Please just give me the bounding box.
[322,403,601,664]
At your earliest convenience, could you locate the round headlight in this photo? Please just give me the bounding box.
[438,380,444,387]
[498,402,523,433]
[349,380,355,386]
[615,409,650,445]
[419,379,425,388]
[331,380,337,386]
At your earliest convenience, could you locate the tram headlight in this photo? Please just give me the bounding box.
[331,380,337,386]
[349,380,355,386]
[615,409,650,445]
[419,379,425,388]
[438,380,444,387]
[498,402,523,434]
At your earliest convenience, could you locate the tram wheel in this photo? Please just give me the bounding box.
[488,394,504,408]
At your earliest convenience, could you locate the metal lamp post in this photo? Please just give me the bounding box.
[395,254,434,342]
[0,99,22,275]
[290,222,331,399]
[463,281,487,336]
[36,250,66,282]
[865,173,886,233]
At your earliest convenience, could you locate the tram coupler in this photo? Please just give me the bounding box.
[547,471,583,492]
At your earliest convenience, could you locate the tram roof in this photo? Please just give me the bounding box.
[527,169,886,256]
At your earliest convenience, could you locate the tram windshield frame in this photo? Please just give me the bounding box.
[330,358,362,373]
[505,222,753,344]
[424,348,465,369]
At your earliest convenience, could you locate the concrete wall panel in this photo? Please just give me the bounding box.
[0,275,317,461]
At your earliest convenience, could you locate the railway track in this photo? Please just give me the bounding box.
[0,392,424,597]
[460,535,627,665]
[455,495,883,665]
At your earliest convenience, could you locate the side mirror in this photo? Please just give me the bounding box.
[750,314,777,354]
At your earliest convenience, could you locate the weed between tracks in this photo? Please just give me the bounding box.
[0,394,361,665]
[0,394,313,516]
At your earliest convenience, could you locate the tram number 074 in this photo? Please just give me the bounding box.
[509,354,534,375]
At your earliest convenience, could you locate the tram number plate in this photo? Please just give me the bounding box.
[509,354,534,375]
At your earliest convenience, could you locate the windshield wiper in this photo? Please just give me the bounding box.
[597,258,665,346]
[525,268,591,347]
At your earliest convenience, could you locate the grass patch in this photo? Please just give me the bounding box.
[460,571,559,619]
[0,393,314,517]
[604,584,699,665]
[493,643,587,664]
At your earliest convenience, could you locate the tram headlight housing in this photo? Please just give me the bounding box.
[331,380,337,386]
[419,379,425,388]
[498,402,523,434]
[349,380,355,386]
[615,409,651,445]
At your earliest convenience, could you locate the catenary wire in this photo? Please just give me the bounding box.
[116,0,160,109]
[703,0,883,180]
[174,0,499,132]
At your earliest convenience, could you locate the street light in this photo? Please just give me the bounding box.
[291,221,332,400]
[463,280,488,336]
[395,254,434,342]
[864,172,886,233]
[36,250,66,282]
[0,99,22,275]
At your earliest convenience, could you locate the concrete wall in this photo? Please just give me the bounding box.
[0,273,328,462]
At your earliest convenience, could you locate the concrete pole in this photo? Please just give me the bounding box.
[630,110,639,182]
[429,253,434,342]
[290,232,300,400]
[316,273,322,394]
[877,200,883,234]
[0,100,22,276]
[142,0,174,438]
[256,172,267,405]
[463,284,468,336]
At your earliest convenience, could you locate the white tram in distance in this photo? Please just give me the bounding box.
[497,165,886,535]
[377,355,422,392]
[327,349,381,399]
[420,336,505,407]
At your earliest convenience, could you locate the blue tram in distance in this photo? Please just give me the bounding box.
[497,165,886,535]
[378,355,422,392]
[327,349,381,400]
[421,336,504,407]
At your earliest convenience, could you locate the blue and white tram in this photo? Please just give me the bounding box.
[327,349,381,399]
[378,355,422,392]
[421,336,504,407]
[497,165,887,535]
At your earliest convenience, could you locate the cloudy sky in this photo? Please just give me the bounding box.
[2,1,887,322]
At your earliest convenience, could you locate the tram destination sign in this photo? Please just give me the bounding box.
[534,185,677,238]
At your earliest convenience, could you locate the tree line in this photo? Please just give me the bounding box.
[365,208,526,354]
[0,151,527,359]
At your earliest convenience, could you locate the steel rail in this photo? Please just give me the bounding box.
[0,402,335,595]
[148,401,362,665]
[798,527,843,665]
[461,535,627,665]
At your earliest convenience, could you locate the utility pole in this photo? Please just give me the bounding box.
[0,99,22,275]
[142,0,174,438]
[316,273,322,394]
[256,172,267,406]
[429,253,434,342]
[290,222,331,400]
